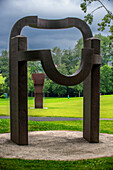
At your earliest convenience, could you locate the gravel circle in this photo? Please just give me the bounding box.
[0,131,113,161]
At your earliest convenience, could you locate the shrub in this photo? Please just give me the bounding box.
[0,94,6,98]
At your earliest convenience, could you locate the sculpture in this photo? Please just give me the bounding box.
[9,16,101,145]
[31,73,45,108]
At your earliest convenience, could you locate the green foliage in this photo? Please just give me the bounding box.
[52,47,62,66]
[52,84,67,97]
[28,42,84,97]
[1,34,113,97]
[0,50,9,94]
[80,0,113,36]
[27,61,44,95]
[84,13,93,24]
[61,49,77,74]
[28,61,43,74]
[95,34,113,65]
[0,83,5,95]
[110,25,113,35]
[0,49,9,76]
[100,65,113,94]
[74,38,83,65]
[0,94,5,98]
[43,79,52,95]
[98,14,113,33]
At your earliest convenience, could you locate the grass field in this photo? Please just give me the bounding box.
[0,95,113,118]
[1,157,113,169]
[0,94,113,169]
[0,119,113,134]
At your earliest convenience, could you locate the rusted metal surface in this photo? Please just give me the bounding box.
[31,73,45,108]
[10,16,92,46]
[83,38,101,143]
[9,16,101,145]
[16,48,93,86]
[10,16,94,86]
[10,36,28,145]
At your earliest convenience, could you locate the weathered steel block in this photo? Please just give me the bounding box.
[31,73,45,108]
[83,38,100,143]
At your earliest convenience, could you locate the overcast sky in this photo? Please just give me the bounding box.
[0,0,113,54]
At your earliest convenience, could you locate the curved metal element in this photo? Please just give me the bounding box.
[10,16,93,47]
[10,16,93,86]
[15,48,93,86]
[40,48,93,86]
[33,17,93,47]
[10,16,38,38]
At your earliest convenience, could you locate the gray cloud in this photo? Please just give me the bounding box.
[0,0,112,54]
[22,27,82,50]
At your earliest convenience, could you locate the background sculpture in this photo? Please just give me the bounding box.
[31,73,45,108]
[9,16,101,145]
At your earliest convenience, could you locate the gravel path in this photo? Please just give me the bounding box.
[0,116,113,121]
[0,131,113,161]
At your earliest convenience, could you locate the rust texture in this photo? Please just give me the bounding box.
[31,73,45,108]
[9,16,101,145]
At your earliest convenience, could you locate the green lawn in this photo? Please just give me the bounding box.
[1,157,113,169]
[28,97,83,118]
[0,95,113,169]
[0,119,113,134]
[0,95,113,118]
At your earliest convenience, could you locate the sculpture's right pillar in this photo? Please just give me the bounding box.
[83,38,101,143]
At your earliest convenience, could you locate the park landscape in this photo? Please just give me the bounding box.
[0,95,113,169]
[0,0,113,169]
[1,35,113,166]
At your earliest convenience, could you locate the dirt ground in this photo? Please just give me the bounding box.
[0,131,113,161]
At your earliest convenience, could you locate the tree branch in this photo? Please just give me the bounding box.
[90,5,103,14]
[97,0,112,16]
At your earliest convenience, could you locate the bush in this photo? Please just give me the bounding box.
[0,94,6,98]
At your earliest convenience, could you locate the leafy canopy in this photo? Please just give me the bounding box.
[80,0,113,37]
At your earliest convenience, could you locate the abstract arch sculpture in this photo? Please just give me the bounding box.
[9,16,101,145]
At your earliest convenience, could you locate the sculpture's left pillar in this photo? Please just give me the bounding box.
[10,35,28,145]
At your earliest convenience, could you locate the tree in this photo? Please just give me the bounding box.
[0,49,9,94]
[61,49,79,75]
[43,79,52,96]
[95,34,113,65]
[52,83,67,97]
[27,61,43,96]
[80,0,113,37]
[52,47,62,66]
[51,64,68,97]
[0,49,9,76]
[74,38,83,67]
[27,61,43,74]
[100,65,113,94]
[0,74,5,95]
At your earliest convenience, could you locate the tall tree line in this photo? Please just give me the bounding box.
[0,34,113,96]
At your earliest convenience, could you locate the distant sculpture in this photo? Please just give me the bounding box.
[31,73,45,108]
[9,16,101,145]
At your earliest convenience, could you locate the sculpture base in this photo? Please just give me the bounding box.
[1,131,113,161]
[29,107,48,109]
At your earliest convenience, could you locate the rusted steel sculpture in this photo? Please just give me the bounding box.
[9,16,101,145]
[31,73,45,108]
